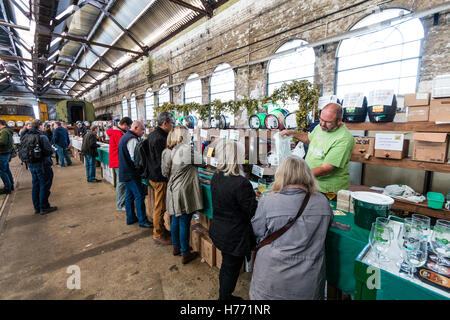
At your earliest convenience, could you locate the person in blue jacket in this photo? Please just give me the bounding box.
[51,121,72,167]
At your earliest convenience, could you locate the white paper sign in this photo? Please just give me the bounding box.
[368,90,394,106]
[220,130,229,139]
[229,130,240,141]
[252,165,264,178]
[318,95,339,110]
[375,133,404,151]
[284,113,297,129]
[210,157,218,167]
[189,129,193,135]
[343,92,365,108]
[200,129,208,139]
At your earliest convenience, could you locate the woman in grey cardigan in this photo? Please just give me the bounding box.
[162,126,203,264]
[250,156,333,300]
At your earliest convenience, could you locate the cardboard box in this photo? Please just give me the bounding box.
[215,248,222,269]
[404,93,430,107]
[412,132,449,163]
[374,140,409,159]
[375,134,409,159]
[429,98,450,123]
[199,213,210,230]
[190,227,201,253]
[201,237,216,267]
[407,106,429,122]
[352,137,375,158]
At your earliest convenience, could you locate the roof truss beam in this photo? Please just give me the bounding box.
[167,0,208,16]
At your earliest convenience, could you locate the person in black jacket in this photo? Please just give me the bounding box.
[147,111,174,244]
[81,125,100,183]
[209,140,259,300]
[23,120,57,215]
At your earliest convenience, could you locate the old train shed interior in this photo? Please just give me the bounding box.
[0,0,449,302]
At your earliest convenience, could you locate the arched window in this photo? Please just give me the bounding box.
[335,8,424,96]
[267,39,315,112]
[158,83,170,106]
[210,63,235,125]
[210,63,235,102]
[184,73,202,104]
[121,96,128,118]
[145,88,155,125]
[184,73,202,125]
[130,93,137,120]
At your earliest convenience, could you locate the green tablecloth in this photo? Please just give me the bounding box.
[96,147,149,186]
[96,147,109,166]
[325,202,370,296]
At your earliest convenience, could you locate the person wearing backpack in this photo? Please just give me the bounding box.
[0,119,15,194]
[51,121,72,167]
[118,121,152,229]
[81,125,101,183]
[21,120,56,215]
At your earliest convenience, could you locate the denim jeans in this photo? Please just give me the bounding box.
[0,152,13,191]
[171,213,193,255]
[55,144,72,167]
[114,167,126,209]
[84,155,96,182]
[28,163,53,212]
[125,179,149,226]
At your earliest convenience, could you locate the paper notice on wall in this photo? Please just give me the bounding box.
[343,92,365,108]
[375,133,405,151]
[189,129,193,135]
[229,130,240,141]
[200,129,208,139]
[220,130,229,139]
[368,90,394,106]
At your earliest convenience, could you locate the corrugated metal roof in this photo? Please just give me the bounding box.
[0,0,230,97]
[65,0,228,96]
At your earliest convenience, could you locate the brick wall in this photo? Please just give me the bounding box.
[83,0,450,193]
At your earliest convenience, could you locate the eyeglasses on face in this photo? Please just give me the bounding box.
[319,117,337,125]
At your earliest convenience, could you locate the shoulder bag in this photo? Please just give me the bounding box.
[251,192,311,269]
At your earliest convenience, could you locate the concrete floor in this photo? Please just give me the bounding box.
[0,157,251,299]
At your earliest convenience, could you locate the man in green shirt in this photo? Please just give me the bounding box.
[281,103,354,195]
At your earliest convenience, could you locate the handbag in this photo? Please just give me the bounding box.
[251,192,311,270]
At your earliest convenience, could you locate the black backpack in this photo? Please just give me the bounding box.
[134,138,150,179]
[19,133,43,164]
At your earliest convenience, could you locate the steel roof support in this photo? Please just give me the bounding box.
[167,0,208,16]
[0,52,111,73]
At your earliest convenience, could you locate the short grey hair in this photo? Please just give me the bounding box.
[157,111,174,126]
[90,125,98,132]
[131,120,144,130]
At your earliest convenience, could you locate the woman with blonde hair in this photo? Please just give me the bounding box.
[209,140,258,300]
[249,155,333,300]
[161,126,203,264]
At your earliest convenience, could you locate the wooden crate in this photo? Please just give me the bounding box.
[199,213,210,230]
[201,237,216,267]
[215,247,222,269]
[190,227,201,253]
